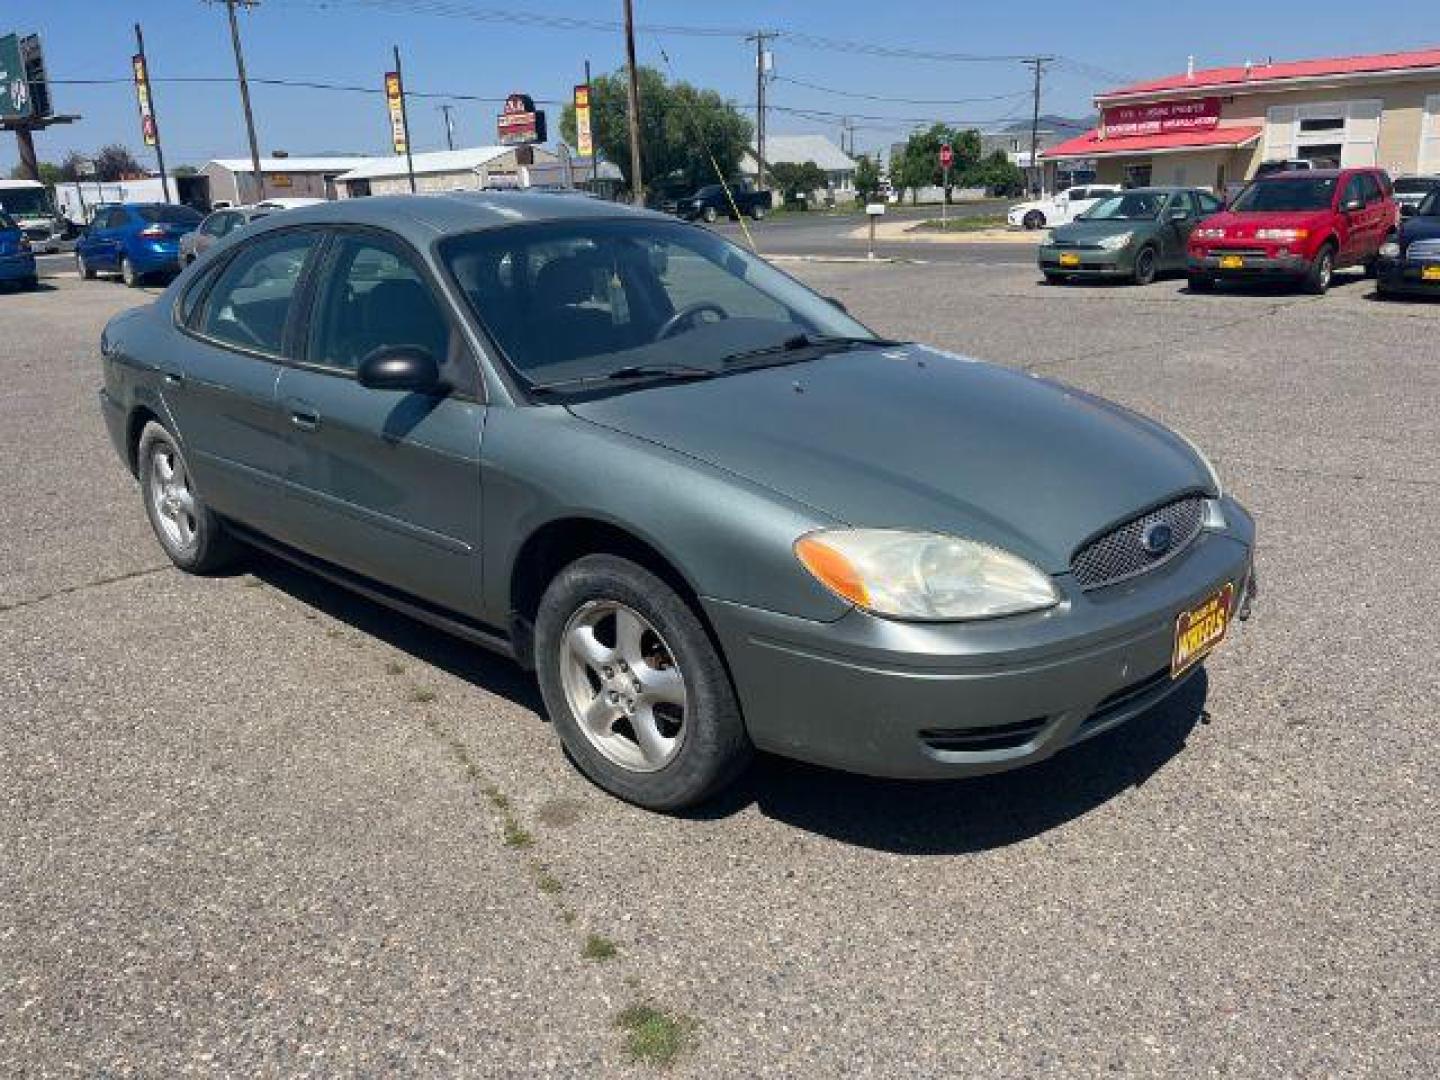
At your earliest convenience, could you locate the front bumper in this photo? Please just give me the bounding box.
[0,251,37,281]
[1188,250,1310,280]
[1376,257,1440,295]
[1039,246,1132,276]
[705,498,1255,779]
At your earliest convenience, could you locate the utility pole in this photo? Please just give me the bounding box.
[220,0,264,203]
[1024,56,1054,197]
[133,23,172,202]
[746,31,777,189]
[393,45,416,193]
[621,0,644,205]
[439,103,455,151]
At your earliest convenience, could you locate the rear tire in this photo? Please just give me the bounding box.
[1132,245,1158,286]
[750,204,766,221]
[1023,210,1045,230]
[534,554,752,811]
[702,206,719,224]
[1304,244,1335,295]
[120,255,141,288]
[19,275,39,291]
[76,251,96,280]
[137,422,238,574]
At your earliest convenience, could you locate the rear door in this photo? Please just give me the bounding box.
[1337,174,1368,265]
[274,227,486,615]
[166,227,324,537]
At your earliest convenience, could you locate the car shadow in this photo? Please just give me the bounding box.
[1182,271,1371,297]
[241,547,1207,853]
[690,671,1210,855]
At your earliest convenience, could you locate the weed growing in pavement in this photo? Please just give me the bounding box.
[408,686,437,704]
[614,1004,695,1068]
[384,660,405,676]
[537,871,562,895]
[502,817,534,848]
[582,934,618,961]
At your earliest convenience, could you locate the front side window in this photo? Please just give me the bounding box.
[1197,192,1224,215]
[201,213,230,237]
[1420,190,1440,217]
[306,232,456,374]
[442,218,874,389]
[1230,177,1338,212]
[105,208,130,229]
[196,230,318,356]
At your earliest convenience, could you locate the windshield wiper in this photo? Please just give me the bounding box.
[719,333,902,368]
[528,363,718,393]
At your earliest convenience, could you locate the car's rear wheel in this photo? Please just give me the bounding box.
[138,422,237,574]
[1023,210,1045,230]
[1304,244,1335,295]
[76,251,95,280]
[535,555,752,810]
[1187,273,1214,293]
[1132,245,1158,286]
[702,206,719,224]
[750,204,766,221]
[120,255,141,288]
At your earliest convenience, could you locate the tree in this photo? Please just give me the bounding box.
[94,144,144,181]
[769,161,827,205]
[893,124,982,203]
[961,150,1026,197]
[852,154,881,205]
[560,66,752,200]
[173,164,199,177]
[9,161,62,185]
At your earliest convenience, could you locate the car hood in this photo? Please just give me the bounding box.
[1050,218,1155,242]
[568,344,1211,573]
[1202,209,1334,236]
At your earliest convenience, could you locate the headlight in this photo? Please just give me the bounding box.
[1098,231,1134,250]
[1255,228,1308,241]
[1172,429,1224,499]
[794,529,1060,621]
[1194,226,1226,240]
[1379,240,1401,258]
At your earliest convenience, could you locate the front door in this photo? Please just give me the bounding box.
[275,228,486,616]
[1159,191,1199,268]
[88,207,130,271]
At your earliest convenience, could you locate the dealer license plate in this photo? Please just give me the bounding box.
[1423,266,1440,282]
[1059,252,1080,267]
[1218,255,1245,270]
[1171,582,1235,679]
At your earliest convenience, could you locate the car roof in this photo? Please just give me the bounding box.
[250,191,657,244]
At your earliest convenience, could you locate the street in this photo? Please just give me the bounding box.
[3,248,1435,1076]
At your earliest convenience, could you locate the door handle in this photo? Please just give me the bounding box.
[290,406,321,431]
[162,371,184,386]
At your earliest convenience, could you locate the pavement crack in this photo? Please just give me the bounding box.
[0,564,173,615]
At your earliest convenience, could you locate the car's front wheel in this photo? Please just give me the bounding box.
[1304,244,1336,295]
[120,255,141,288]
[751,204,766,221]
[138,422,237,574]
[702,206,719,224]
[1132,245,1158,286]
[535,555,752,810]
[76,251,96,280]
[1023,210,1045,230]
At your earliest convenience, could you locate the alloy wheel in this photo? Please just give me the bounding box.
[559,600,687,773]
[149,443,199,554]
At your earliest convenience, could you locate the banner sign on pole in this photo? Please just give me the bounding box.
[573,84,593,158]
[132,53,158,147]
[385,71,408,154]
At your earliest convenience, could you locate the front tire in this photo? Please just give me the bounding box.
[77,251,96,280]
[535,555,752,810]
[1304,244,1335,295]
[120,255,141,288]
[750,203,766,221]
[138,422,237,574]
[1022,210,1045,230]
[1132,245,1158,286]
[702,206,719,224]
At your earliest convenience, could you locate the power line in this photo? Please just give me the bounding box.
[771,74,1032,107]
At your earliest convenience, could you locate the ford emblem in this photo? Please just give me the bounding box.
[1141,521,1174,556]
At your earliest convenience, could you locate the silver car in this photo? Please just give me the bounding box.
[179,206,270,265]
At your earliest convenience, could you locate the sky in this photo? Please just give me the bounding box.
[5,0,1439,174]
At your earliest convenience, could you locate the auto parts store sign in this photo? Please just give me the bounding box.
[1103,97,1220,137]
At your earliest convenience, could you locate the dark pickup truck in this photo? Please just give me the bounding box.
[675,183,772,222]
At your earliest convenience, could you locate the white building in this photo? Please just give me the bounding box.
[741,134,857,198]
[203,156,371,205]
[335,146,560,198]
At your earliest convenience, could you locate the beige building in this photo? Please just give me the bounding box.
[334,145,559,198]
[1043,48,1440,193]
[203,156,370,205]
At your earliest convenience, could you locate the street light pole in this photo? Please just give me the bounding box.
[621,0,644,206]
[222,0,264,203]
[1025,56,1054,196]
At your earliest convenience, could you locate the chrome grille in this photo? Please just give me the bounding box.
[1071,496,1204,590]
[1406,239,1440,261]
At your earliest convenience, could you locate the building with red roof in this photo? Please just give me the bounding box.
[1042,47,1440,194]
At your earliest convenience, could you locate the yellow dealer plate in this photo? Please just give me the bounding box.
[1172,582,1235,679]
[1423,265,1440,281]
[1218,255,1245,270]
[1059,252,1080,267]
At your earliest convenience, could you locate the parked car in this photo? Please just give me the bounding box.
[254,197,327,211]
[1391,175,1440,215]
[1039,187,1224,285]
[1187,167,1397,294]
[1376,188,1440,299]
[75,203,203,286]
[0,179,70,253]
[1253,159,1317,179]
[0,210,38,290]
[1007,185,1121,230]
[675,182,771,222]
[98,194,1255,810]
[180,205,272,265]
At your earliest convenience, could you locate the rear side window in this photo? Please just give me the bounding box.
[200,213,229,237]
[138,205,202,226]
[104,208,130,229]
[196,230,318,357]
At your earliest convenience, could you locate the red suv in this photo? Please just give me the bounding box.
[1187,167,1397,294]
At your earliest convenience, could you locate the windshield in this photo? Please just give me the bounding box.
[1419,190,1440,217]
[137,204,202,225]
[1394,177,1438,195]
[1081,192,1165,221]
[0,187,52,218]
[1230,177,1337,213]
[441,218,875,389]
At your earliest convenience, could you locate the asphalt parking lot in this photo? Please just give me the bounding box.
[3,254,1436,1076]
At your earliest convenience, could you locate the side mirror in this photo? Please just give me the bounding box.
[825,296,848,313]
[357,346,441,393]
[1342,197,1364,213]
[1168,208,1191,221]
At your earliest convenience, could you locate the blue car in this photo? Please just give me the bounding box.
[75,203,202,287]
[0,210,38,290]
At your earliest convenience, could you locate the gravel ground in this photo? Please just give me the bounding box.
[2,262,1436,1077]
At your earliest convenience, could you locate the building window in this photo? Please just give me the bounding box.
[1123,163,1152,188]
[1298,116,1345,133]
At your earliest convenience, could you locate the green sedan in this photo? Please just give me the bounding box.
[1039,187,1225,285]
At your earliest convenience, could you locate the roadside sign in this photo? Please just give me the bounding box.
[132,53,158,146]
[0,33,32,120]
[939,143,953,169]
[573,84,593,158]
[20,34,50,119]
[384,71,408,154]
[498,92,547,147]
